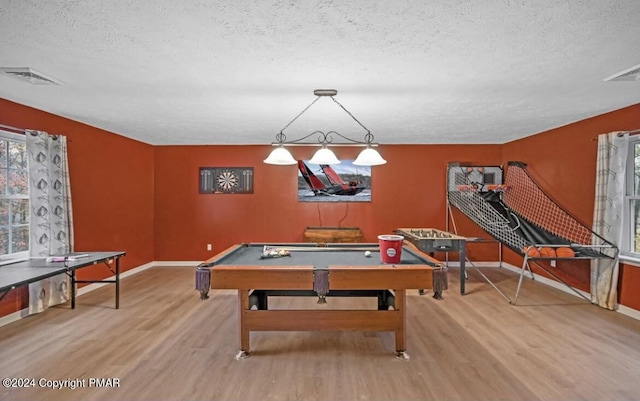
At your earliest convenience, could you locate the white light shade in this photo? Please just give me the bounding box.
[263,147,297,165]
[353,148,387,166]
[309,147,341,164]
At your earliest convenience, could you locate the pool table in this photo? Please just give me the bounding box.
[198,242,446,359]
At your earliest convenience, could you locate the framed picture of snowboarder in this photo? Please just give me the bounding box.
[297,160,371,202]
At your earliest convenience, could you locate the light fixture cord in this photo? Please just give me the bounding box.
[277,96,321,141]
[330,97,373,143]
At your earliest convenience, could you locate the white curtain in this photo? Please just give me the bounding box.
[26,130,74,314]
[591,132,628,310]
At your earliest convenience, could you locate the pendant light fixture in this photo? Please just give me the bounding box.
[263,89,386,166]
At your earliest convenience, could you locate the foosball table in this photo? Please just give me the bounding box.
[396,228,468,294]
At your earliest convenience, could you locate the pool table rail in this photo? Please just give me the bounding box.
[210,264,434,291]
[211,265,313,290]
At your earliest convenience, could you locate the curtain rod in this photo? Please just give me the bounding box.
[591,129,640,140]
[0,123,26,133]
[0,124,64,141]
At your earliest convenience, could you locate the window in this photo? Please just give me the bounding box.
[0,130,29,262]
[623,136,640,259]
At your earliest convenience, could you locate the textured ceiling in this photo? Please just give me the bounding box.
[0,0,639,145]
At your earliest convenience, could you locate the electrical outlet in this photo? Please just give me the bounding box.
[207,244,212,251]
[550,260,556,267]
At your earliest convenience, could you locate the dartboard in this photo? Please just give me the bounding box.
[216,170,239,192]
[199,167,253,194]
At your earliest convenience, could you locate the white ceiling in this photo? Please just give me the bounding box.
[1,0,639,145]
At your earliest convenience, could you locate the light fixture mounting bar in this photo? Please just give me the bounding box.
[275,89,374,145]
[274,130,376,147]
[313,89,338,96]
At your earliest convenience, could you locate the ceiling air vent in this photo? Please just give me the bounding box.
[604,63,640,82]
[0,67,62,85]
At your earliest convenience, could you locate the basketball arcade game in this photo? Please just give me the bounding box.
[446,162,618,304]
[444,164,513,301]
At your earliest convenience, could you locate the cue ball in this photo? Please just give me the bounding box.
[365,251,371,257]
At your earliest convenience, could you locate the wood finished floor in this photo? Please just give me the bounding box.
[1,265,640,401]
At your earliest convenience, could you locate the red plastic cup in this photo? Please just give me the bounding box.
[378,235,404,263]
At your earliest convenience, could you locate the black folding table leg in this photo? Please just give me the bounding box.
[71,270,77,309]
[115,257,120,309]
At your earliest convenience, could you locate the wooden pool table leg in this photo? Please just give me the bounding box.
[395,289,409,360]
[236,289,251,360]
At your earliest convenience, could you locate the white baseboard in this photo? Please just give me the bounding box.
[150,261,201,267]
[617,304,640,320]
[450,260,592,298]
[76,261,156,296]
[449,261,639,319]
[498,262,592,299]
[0,309,28,327]
[3,260,639,327]
[446,261,504,268]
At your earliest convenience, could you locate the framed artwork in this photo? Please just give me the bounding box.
[199,167,254,194]
[297,160,371,202]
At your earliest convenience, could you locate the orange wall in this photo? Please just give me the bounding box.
[0,99,154,317]
[502,104,640,310]
[2,96,639,316]
[153,144,502,261]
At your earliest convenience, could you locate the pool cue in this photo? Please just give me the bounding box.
[266,246,380,252]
